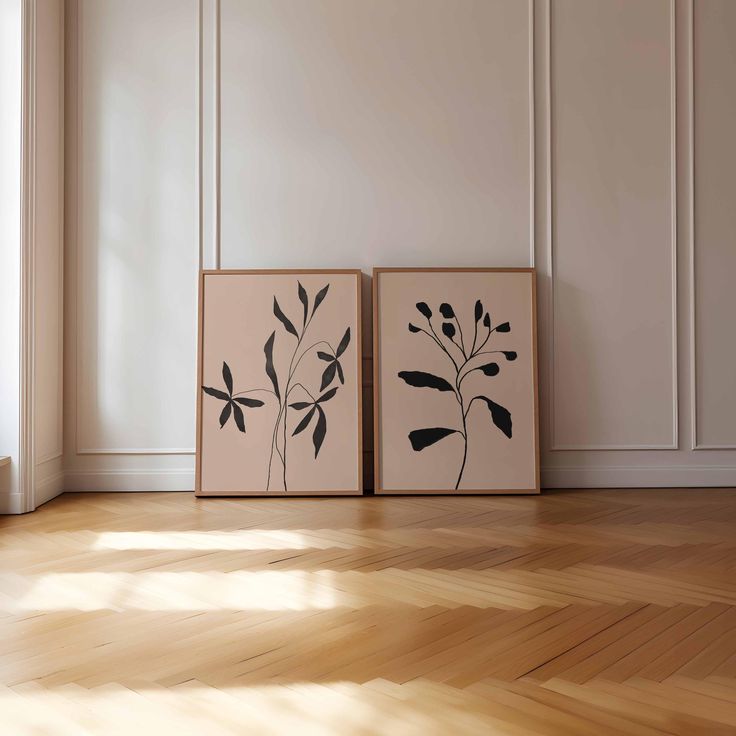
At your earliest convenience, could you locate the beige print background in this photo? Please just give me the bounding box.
[200,273,360,493]
[377,271,537,492]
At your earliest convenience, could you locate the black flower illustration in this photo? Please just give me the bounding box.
[317,327,351,391]
[288,386,339,457]
[202,361,265,432]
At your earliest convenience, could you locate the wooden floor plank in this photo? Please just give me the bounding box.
[1,488,735,734]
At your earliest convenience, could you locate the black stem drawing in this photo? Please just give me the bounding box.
[401,300,517,490]
[202,281,351,492]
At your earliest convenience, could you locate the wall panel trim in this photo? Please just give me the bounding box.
[548,0,679,452]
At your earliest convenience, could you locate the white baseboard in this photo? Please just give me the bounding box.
[0,493,24,514]
[0,471,64,514]
[64,468,195,492]
[542,465,736,488]
[36,471,65,505]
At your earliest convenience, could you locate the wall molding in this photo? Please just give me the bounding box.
[543,463,736,489]
[19,0,38,514]
[70,0,200,458]
[688,0,736,451]
[548,0,680,452]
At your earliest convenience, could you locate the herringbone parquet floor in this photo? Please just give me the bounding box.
[2,489,736,734]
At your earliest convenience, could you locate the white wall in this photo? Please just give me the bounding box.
[64,0,736,491]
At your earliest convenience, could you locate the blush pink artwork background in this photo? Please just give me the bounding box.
[376,271,537,492]
[199,272,360,494]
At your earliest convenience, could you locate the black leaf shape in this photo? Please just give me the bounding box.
[264,331,280,400]
[273,297,298,338]
[336,327,351,357]
[317,351,333,362]
[312,284,330,315]
[483,313,491,328]
[313,405,327,457]
[289,401,311,410]
[408,427,458,451]
[297,281,309,326]
[292,406,316,436]
[503,351,517,361]
[232,403,246,433]
[495,322,511,333]
[416,302,432,319]
[474,300,483,322]
[218,402,232,429]
[439,303,454,318]
[320,361,337,392]
[481,397,512,438]
[318,387,339,403]
[336,362,344,384]
[398,370,454,392]
[233,397,265,407]
[203,386,229,400]
[408,323,421,333]
[222,362,233,396]
[442,322,456,339]
[479,362,500,376]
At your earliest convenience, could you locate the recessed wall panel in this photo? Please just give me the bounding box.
[551,0,676,448]
[693,0,736,448]
[220,0,532,269]
[76,0,198,452]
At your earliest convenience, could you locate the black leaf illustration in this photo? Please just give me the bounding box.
[409,427,458,451]
[289,401,311,410]
[318,387,339,403]
[219,402,232,428]
[222,362,233,396]
[481,397,513,438]
[292,406,316,436]
[312,284,330,315]
[400,297,517,489]
[313,405,327,457]
[232,403,246,433]
[203,386,229,400]
[233,397,265,407]
[317,351,333,362]
[203,363,265,433]
[336,362,344,384]
[264,331,280,400]
[416,302,432,319]
[398,371,454,392]
[336,327,351,357]
[273,297,298,338]
[320,361,337,392]
[297,281,309,326]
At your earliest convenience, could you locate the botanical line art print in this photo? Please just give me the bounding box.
[201,280,351,492]
[399,298,517,490]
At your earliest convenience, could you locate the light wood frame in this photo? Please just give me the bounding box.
[372,267,540,495]
[196,269,363,496]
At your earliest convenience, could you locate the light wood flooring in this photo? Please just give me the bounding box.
[1,488,736,734]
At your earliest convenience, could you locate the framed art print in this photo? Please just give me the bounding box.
[196,270,362,496]
[373,268,539,494]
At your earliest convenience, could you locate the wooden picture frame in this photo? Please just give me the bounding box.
[373,267,539,495]
[196,269,363,496]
